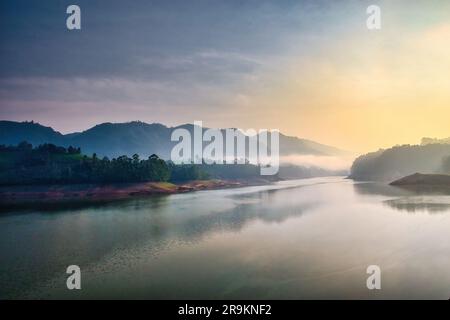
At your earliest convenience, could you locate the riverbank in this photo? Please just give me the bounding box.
[0,179,272,211]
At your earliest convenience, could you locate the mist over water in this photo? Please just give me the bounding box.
[0,177,449,299]
[280,155,354,171]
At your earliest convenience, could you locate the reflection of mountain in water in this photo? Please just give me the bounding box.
[353,182,450,214]
[384,197,450,213]
[162,186,319,242]
[1,184,322,299]
[353,182,413,197]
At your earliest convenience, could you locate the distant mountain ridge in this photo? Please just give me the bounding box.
[0,120,347,160]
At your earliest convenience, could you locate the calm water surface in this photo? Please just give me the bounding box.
[1,177,449,299]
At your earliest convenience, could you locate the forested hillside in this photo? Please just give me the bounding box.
[349,144,450,181]
[0,142,275,185]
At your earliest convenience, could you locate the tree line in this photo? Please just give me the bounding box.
[350,144,450,181]
[0,142,269,185]
[0,142,201,185]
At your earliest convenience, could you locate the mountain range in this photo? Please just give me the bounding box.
[0,120,348,160]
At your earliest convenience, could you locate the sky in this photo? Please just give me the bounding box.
[1,0,450,153]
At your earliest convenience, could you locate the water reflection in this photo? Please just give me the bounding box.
[2,178,449,299]
[352,182,413,197]
[384,197,450,213]
[0,182,319,299]
[353,181,450,214]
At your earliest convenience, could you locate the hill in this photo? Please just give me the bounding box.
[349,144,450,181]
[0,121,64,146]
[0,120,347,159]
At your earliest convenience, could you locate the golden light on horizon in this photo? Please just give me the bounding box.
[229,21,450,154]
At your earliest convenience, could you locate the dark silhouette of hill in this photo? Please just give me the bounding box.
[390,173,450,186]
[0,121,65,146]
[0,120,347,159]
[349,144,450,181]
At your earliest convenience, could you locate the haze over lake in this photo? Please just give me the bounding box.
[1,177,449,299]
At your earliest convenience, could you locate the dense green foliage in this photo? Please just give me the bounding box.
[350,144,450,181]
[0,141,343,186]
[167,162,210,182]
[0,142,273,185]
[0,142,170,185]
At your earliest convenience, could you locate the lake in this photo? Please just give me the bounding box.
[0,177,449,299]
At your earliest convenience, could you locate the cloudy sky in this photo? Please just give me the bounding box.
[1,0,450,152]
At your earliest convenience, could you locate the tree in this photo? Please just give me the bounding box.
[0,142,199,185]
[18,141,33,151]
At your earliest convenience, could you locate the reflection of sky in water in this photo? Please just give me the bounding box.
[0,177,449,299]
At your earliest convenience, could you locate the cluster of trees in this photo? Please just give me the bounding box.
[0,142,172,185]
[0,142,271,185]
[349,144,450,181]
[167,162,210,182]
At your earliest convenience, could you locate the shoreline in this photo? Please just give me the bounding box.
[389,173,450,194]
[0,179,272,211]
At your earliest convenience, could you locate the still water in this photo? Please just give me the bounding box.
[1,177,449,299]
